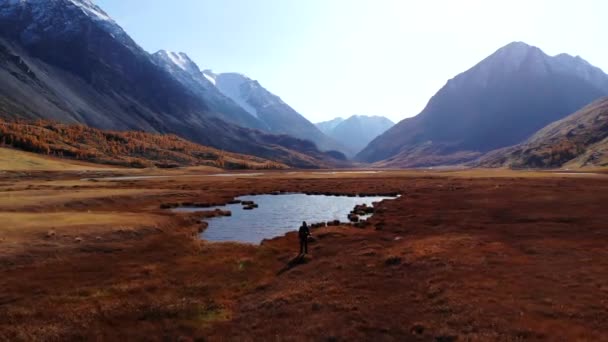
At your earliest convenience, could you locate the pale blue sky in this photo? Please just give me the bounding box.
[97,0,607,123]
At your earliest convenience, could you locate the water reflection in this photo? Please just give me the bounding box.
[175,193,396,244]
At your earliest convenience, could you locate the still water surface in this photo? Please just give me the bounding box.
[175,193,396,244]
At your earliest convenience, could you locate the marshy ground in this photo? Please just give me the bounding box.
[1,167,608,340]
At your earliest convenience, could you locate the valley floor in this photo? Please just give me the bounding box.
[1,168,608,340]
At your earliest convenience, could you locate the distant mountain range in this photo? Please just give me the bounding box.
[152,49,346,153]
[478,97,608,169]
[200,71,346,153]
[0,1,606,170]
[0,0,346,168]
[357,42,608,168]
[151,50,267,131]
[316,115,394,155]
[316,117,346,135]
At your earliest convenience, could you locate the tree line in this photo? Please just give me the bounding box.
[0,118,285,169]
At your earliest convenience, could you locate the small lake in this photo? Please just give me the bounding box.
[175,193,397,244]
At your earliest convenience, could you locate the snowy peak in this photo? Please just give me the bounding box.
[197,71,347,153]
[3,0,113,22]
[66,0,113,22]
[0,0,131,47]
[153,50,200,75]
[202,70,217,85]
[215,73,279,107]
[200,71,284,121]
[211,72,259,118]
[150,53,270,130]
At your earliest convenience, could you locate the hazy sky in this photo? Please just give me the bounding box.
[97,0,607,123]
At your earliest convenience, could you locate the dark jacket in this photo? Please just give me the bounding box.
[298,224,310,240]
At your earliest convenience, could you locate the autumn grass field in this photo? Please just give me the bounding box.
[0,147,116,171]
[1,163,608,340]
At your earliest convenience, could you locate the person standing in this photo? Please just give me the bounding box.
[298,221,311,254]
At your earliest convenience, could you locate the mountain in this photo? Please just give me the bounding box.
[478,97,608,169]
[202,70,347,154]
[357,42,608,167]
[317,115,394,154]
[316,117,344,135]
[151,50,267,131]
[0,0,344,168]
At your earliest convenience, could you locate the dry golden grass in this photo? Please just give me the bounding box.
[269,168,608,180]
[0,212,156,233]
[2,169,608,340]
[0,189,169,209]
[0,211,168,259]
[0,147,116,171]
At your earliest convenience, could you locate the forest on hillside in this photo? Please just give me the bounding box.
[0,119,286,169]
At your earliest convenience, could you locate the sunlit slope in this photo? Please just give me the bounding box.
[479,97,608,169]
[0,147,112,171]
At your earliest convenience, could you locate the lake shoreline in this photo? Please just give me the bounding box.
[2,169,608,340]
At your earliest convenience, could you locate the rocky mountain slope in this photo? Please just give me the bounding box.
[151,50,267,131]
[0,0,344,167]
[478,97,608,169]
[203,71,347,154]
[317,115,394,154]
[357,42,608,167]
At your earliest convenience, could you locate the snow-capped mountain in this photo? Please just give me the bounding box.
[154,50,203,77]
[153,50,347,152]
[0,0,133,49]
[153,52,346,154]
[202,71,349,154]
[318,115,394,154]
[0,0,346,167]
[152,50,267,130]
[202,71,259,119]
[357,42,608,167]
[0,0,159,128]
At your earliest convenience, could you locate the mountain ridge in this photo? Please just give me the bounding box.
[357,41,608,167]
[477,97,608,169]
[316,117,344,135]
[152,49,348,155]
[203,70,349,154]
[317,115,394,155]
[0,0,346,167]
[151,50,268,131]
